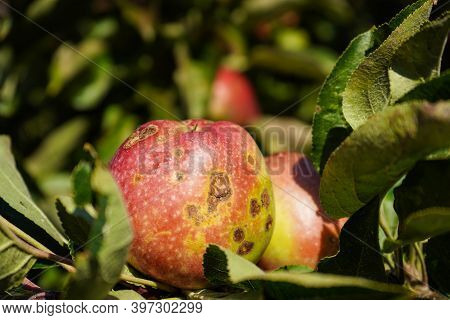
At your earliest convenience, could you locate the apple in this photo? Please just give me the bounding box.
[110,119,275,288]
[258,152,344,270]
[209,67,261,125]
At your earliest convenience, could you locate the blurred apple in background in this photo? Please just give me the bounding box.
[209,67,261,125]
[258,152,346,270]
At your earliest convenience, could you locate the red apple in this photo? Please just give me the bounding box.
[110,119,275,288]
[209,67,261,125]
[258,152,345,270]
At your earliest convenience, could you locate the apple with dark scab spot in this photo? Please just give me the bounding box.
[110,119,275,288]
[258,152,345,271]
[209,67,261,125]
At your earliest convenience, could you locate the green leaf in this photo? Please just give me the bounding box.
[425,232,450,296]
[55,197,93,246]
[0,229,36,291]
[311,30,375,172]
[107,290,145,300]
[318,198,386,282]
[394,160,450,243]
[397,71,450,103]
[174,44,212,119]
[72,160,93,207]
[203,245,409,299]
[25,117,90,179]
[310,0,436,172]
[47,39,106,95]
[342,0,434,129]
[65,158,132,299]
[389,12,450,103]
[70,57,113,111]
[379,187,399,252]
[0,136,67,245]
[320,101,450,219]
[250,46,335,80]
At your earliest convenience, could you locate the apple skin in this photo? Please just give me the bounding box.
[110,119,275,288]
[258,152,345,270]
[209,67,261,125]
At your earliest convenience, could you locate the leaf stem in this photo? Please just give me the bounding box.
[413,242,428,283]
[0,215,76,272]
[119,274,176,293]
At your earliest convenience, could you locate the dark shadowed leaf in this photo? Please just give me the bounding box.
[318,198,386,282]
[394,160,450,243]
[397,71,450,103]
[0,135,67,245]
[320,101,450,219]
[342,0,434,129]
[55,197,93,246]
[424,232,450,296]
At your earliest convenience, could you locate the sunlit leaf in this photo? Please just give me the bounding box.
[0,136,67,245]
[342,0,434,129]
[320,101,450,218]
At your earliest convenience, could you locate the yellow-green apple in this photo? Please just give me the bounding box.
[110,119,275,288]
[209,67,261,125]
[258,152,344,270]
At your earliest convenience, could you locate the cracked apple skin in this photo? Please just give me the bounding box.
[258,152,345,271]
[209,67,261,125]
[110,119,275,288]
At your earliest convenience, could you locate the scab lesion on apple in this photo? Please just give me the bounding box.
[110,119,275,288]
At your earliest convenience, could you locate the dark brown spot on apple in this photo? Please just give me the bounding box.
[265,215,273,231]
[250,199,261,217]
[174,148,184,159]
[124,125,159,149]
[175,172,184,181]
[233,228,245,242]
[237,241,254,255]
[186,205,202,225]
[247,154,255,166]
[132,173,143,185]
[207,172,232,212]
[261,189,270,209]
[139,125,158,139]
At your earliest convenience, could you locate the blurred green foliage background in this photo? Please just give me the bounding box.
[0,0,447,211]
